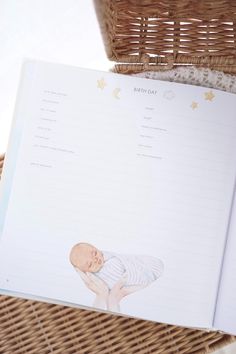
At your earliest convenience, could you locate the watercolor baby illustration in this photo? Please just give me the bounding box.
[69,242,164,312]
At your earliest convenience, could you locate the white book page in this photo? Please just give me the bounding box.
[214,185,236,334]
[0,60,236,329]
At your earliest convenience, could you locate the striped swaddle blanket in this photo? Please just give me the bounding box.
[95,251,164,290]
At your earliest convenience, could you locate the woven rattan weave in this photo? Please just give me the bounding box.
[0,292,235,354]
[94,0,236,74]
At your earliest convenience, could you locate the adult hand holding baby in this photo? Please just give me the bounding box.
[77,269,144,312]
[76,268,109,310]
[80,271,109,297]
[108,273,146,312]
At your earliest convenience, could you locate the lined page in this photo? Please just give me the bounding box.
[214,185,236,334]
[0,60,236,329]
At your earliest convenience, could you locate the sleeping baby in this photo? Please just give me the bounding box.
[69,242,164,290]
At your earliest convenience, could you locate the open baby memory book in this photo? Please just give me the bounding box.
[0,60,236,335]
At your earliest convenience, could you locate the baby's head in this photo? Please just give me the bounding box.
[69,243,104,273]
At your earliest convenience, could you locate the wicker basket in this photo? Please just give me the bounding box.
[0,1,236,351]
[94,0,236,74]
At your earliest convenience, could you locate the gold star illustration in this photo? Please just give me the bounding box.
[191,101,198,110]
[204,91,215,101]
[113,88,121,99]
[97,78,107,90]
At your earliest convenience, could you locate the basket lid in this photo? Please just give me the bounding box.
[94,0,236,72]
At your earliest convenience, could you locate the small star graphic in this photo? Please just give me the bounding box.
[113,88,121,99]
[204,91,215,101]
[191,101,198,110]
[97,78,107,90]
